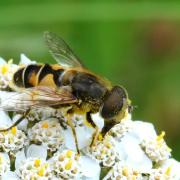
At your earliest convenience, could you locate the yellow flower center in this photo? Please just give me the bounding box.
[165,166,172,176]
[66,150,73,158]
[38,166,45,176]
[122,166,129,176]
[65,160,73,170]
[105,142,112,149]
[11,127,17,135]
[1,65,8,75]
[34,159,41,168]
[41,122,49,129]
[101,148,107,155]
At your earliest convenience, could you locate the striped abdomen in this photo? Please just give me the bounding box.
[13,64,66,88]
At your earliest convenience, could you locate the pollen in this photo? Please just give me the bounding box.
[105,142,112,149]
[11,127,17,135]
[65,160,73,170]
[34,159,41,168]
[38,167,45,176]
[41,122,49,129]
[98,133,103,141]
[122,166,129,176]
[101,148,107,155]
[66,150,73,158]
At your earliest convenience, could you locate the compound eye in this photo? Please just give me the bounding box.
[101,86,127,119]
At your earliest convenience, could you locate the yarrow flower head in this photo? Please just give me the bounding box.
[85,136,120,167]
[0,126,28,154]
[28,118,64,151]
[17,158,53,180]
[103,162,143,180]
[0,54,179,180]
[141,131,172,163]
[52,149,82,179]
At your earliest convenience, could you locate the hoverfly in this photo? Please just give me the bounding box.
[0,32,131,153]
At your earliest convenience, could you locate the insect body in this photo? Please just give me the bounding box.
[13,64,130,134]
[0,32,131,152]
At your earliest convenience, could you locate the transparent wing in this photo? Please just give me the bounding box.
[44,31,83,68]
[0,86,77,112]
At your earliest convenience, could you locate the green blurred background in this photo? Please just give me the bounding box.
[0,1,180,159]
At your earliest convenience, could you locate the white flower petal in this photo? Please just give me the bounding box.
[132,121,157,142]
[26,144,47,160]
[63,126,94,151]
[63,127,76,151]
[0,91,19,112]
[84,175,100,180]
[91,112,104,130]
[19,54,36,65]
[0,110,12,128]
[114,141,128,160]
[1,171,19,180]
[115,134,152,171]
[160,158,180,178]
[0,57,6,64]
[15,149,26,169]
[76,126,94,149]
[0,152,10,161]
[79,156,100,178]
[12,114,28,131]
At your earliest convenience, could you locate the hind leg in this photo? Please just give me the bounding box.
[0,109,30,132]
[66,113,80,154]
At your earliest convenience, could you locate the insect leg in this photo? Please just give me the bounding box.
[86,112,100,147]
[66,114,80,154]
[0,109,30,132]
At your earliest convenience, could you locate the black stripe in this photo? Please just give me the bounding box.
[38,64,64,87]
[13,68,25,87]
[53,69,64,86]
[24,65,41,88]
[38,64,53,83]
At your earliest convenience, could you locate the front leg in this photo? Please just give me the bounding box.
[86,112,100,147]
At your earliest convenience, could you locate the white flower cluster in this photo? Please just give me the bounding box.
[0,58,18,89]
[28,118,64,151]
[85,136,120,167]
[52,150,81,179]
[0,54,179,180]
